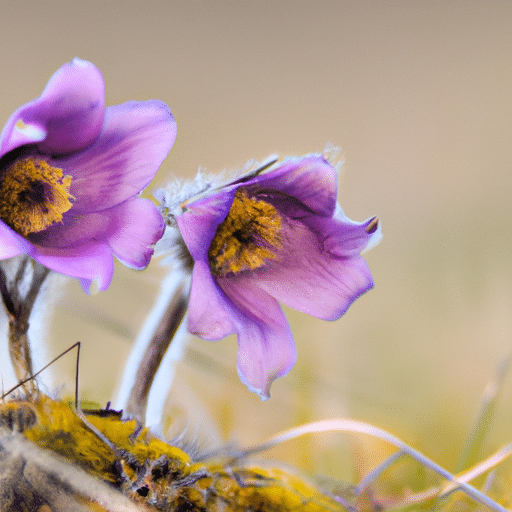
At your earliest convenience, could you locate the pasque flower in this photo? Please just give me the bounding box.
[0,58,176,291]
[167,153,381,398]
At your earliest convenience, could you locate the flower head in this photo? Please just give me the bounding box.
[159,152,381,399]
[0,58,176,291]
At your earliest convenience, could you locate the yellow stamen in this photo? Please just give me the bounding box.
[0,157,74,236]
[209,189,283,275]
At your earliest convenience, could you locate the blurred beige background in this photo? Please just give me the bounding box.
[1,1,512,481]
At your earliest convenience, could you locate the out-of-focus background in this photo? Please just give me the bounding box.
[1,1,512,482]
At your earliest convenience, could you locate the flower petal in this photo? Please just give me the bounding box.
[175,188,235,261]
[0,222,33,258]
[305,213,380,257]
[217,277,296,399]
[59,100,177,213]
[28,209,109,249]
[31,241,114,292]
[187,260,237,340]
[105,198,165,269]
[248,218,375,320]
[30,197,164,270]
[261,255,373,321]
[245,155,338,216]
[0,58,105,156]
[236,321,297,400]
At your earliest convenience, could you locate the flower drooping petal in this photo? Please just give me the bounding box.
[217,276,296,399]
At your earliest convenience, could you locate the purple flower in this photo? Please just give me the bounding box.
[0,58,176,291]
[173,154,381,399]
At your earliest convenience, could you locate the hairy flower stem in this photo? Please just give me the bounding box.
[124,279,188,424]
[0,256,50,387]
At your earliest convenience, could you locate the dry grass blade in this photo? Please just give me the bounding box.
[441,440,512,498]
[455,353,512,473]
[242,418,508,512]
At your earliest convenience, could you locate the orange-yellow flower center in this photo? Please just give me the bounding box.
[0,157,74,236]
[208,189,283,276]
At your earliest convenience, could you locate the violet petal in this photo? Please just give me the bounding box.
[217,277,297,399]
[305,213,381,257]
[258,255,373,321]
[30,197,164,270]
[187,260,237,340]
[28,210,110,249]
[244,155,338,217]
[245,217,375,320]
[175,188,235,261]
[0,58,105,156]
[58,100,176,213]
[31,241,114,292]
[0,222,34,258]
[105,198,165,269]
[236,321,297,400]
